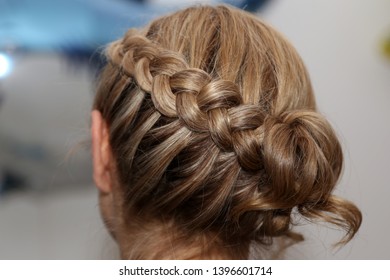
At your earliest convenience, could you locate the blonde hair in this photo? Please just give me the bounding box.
[94,5,361,259]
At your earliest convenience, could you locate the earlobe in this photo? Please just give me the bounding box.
[91,110,112,193]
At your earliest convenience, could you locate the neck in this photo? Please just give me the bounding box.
[116,217,249,259]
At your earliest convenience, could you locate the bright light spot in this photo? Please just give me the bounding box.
[0,53,12,78]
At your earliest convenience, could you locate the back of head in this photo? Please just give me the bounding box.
[94,5,361,259]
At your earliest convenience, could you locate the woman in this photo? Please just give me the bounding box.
[91,5,361,259]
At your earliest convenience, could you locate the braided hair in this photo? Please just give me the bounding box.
[94,5,361,259]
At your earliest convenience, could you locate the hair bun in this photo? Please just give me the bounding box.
[262,110,342,207]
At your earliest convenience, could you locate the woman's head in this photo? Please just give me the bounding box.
[92,5,361,259]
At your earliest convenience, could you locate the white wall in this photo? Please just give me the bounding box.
[0,54,93,190]
[0,187,118,259]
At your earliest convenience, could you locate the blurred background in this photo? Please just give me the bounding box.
[0,0,389,259]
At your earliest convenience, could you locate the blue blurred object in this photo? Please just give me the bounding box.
[0,0,270,69]
[226,0,269,11]
[0,0,165,52]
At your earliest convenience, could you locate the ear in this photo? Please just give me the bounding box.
[91,110,113,193]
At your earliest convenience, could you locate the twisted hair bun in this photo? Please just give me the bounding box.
[94,5,361,259]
